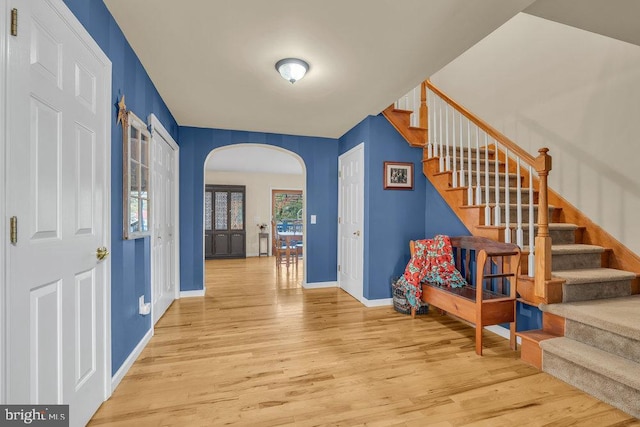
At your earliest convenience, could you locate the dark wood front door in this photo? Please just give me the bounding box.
[205,185,246,259]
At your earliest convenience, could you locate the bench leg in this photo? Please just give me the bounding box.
[475,325,483,355]
[411,307,416,319]
[510,321,517,351]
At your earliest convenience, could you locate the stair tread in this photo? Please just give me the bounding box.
[477,223,578,231]
[517,329,559,342]
[540,337,640,390]
[552,268,636,284]
[541,295,640,342]
[551,244,605,254]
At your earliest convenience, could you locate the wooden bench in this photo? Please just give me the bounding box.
[410,236,521,355]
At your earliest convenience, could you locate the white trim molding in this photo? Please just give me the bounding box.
[180,289,206,298]
[303,281,338,289]
[111,328,153,392]
[485,325,522,345]
[361,297,393,307]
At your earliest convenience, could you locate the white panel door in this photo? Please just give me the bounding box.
[151,120,177,324]
[338,144,364,301]
[5,0,110,425]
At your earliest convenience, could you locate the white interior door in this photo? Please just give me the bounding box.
[4,0,111,425]
[338,144,364,301]
[151,115,178,324]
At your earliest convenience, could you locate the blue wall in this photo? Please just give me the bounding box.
[178,128,339,290]
[62,0,179,375]
[339,115,426,300]
[61,0,540,376]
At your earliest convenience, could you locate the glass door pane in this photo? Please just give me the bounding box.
[230,192,244,230]
[214,192,228,230]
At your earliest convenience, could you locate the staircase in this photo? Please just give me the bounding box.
[385,80,640,418]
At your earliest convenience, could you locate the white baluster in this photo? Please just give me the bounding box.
[475,128,482,205]
[494,142,501,226]
[467,120,473,205]
[504,148,511,243]
[516,159,524,248]
[459,115,466,188]
[484,134,491,226]
[438,98,444,172]
[528,166,535,277]
[452,110,458,187]
[445,104,451,172]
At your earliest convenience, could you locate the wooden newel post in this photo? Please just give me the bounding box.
[534,147,552,298]
[420,81,428,138]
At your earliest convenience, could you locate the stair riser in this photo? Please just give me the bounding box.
[440,148,495,160]
[562,279,632,303]
[552,252,602,271]
[449,159,501,173]
[460,174,520,187]
[521,228,575,245]
[483,190,532,205]
[565,319,640,363]
[543,352,640,418]
[495,207,556,225]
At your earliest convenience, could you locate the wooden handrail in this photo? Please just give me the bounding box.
[425,80,536,167]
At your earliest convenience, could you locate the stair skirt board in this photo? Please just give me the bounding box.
[541,338,640,418]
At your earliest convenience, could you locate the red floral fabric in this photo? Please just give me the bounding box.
[399,235,467,309]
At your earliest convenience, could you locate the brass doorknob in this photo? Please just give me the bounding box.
[353,230,361,236]
[96,246,110,260]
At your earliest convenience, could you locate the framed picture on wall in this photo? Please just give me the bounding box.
[383,161,413,190]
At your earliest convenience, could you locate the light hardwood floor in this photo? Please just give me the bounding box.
[89,257,639,426]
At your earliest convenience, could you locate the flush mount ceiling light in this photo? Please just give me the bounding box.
[275,58,309,84]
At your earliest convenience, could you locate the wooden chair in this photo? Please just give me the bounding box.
[271,221,296,268]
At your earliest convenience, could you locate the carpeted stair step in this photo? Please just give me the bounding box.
[519,223,578,245]
[481,187,535,205]
[550,244,604,271]
[565,319,640,363]
[541,295,640,343]
[457,171,521,187]
[551,268,634,302]
[540,336,640,418]
[493,203,557,225]
[443,146,495,158]
[449,157,503,173]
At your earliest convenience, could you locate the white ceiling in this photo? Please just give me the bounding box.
[524,0,640,47]
[102,1,640,171]
[103,0,535,139]
[205,145,303,175]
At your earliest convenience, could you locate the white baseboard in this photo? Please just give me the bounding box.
[361,297,393,307]
[111,327,153,392]
[180,289,205,298]
[485,325,522,345]
[303,281,337,289]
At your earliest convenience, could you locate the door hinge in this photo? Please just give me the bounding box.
[338,216,341,224]
[10,216,17,244]
[10,8,18,36]
[338,170,342,178]
[338,265,341,272]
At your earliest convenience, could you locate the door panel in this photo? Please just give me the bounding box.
[338,145,364,301]
[30,281,62,403]
[5,0,110,424]
[205,185,246,259]
[151,124,177,324]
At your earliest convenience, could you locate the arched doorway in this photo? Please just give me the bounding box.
[203,144,307,286]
